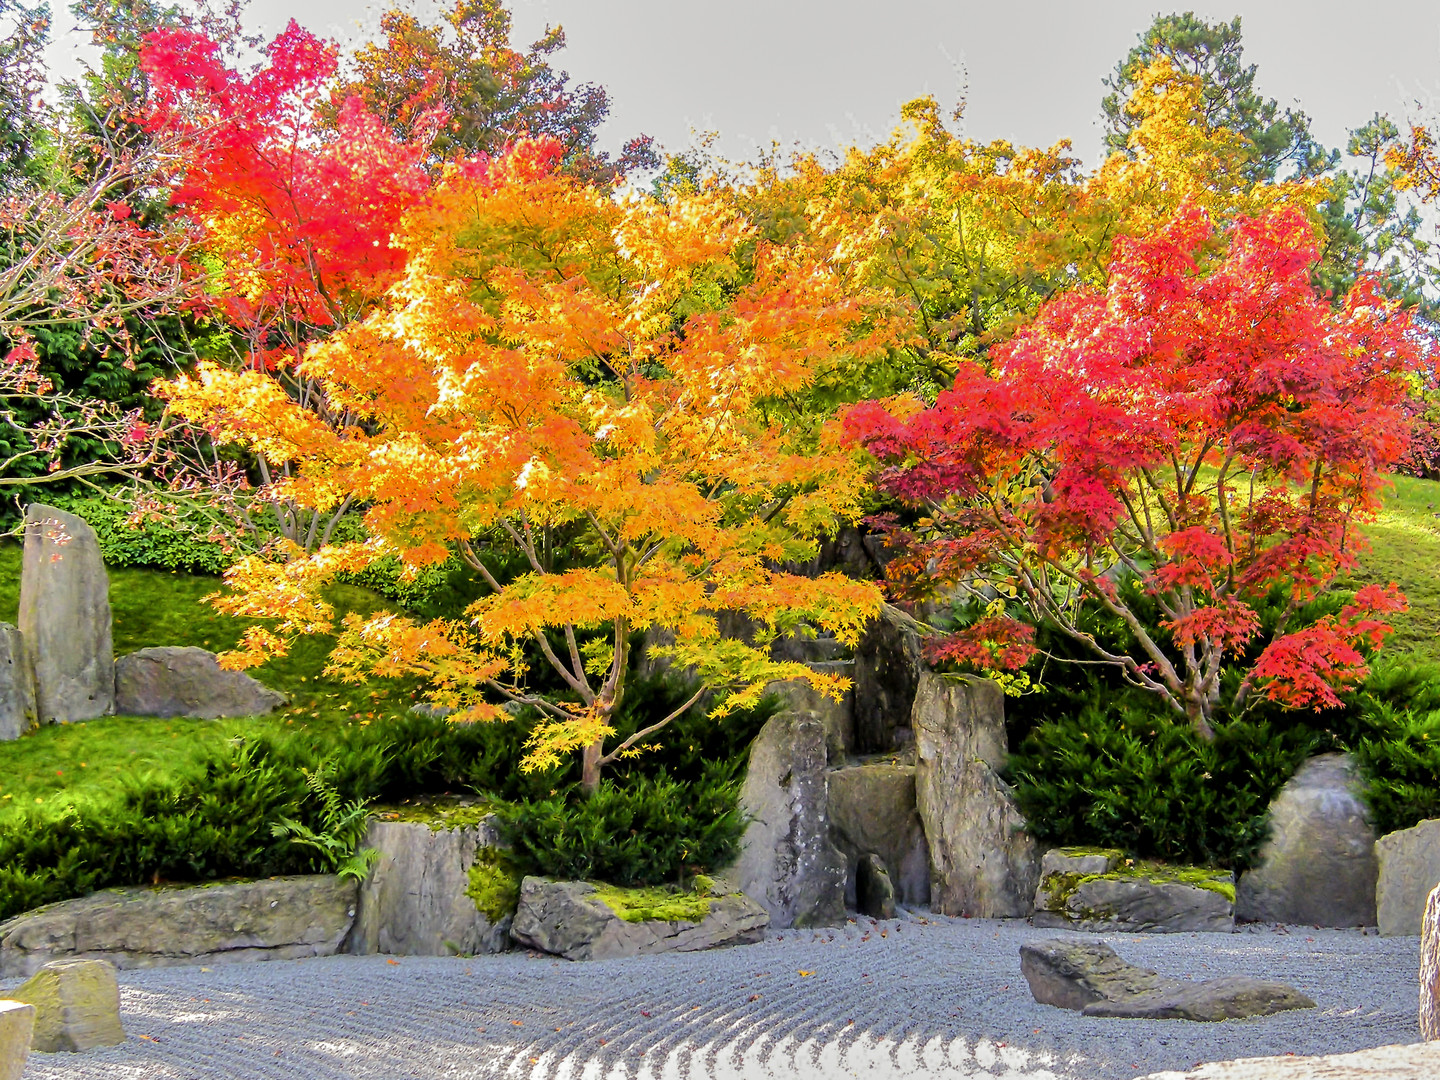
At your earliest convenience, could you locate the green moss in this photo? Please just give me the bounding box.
[591,883,713,924]
[465,849,521,922]
[373,801,494,831]
[1040,858,1235,907]
[1055,846,1125,861]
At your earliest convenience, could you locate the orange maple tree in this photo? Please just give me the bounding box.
[163,147,890,791]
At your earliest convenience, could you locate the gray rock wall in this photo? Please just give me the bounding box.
[18,504,113,723]
[0,623,35,741]
[853,618,925,754]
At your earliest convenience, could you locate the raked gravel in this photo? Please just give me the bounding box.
[2,913,1421,1080]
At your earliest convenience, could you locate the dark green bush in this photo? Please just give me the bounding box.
[1349,661,1440,835]
[39,492,237,575]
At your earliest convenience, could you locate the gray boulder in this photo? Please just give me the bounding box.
[114,646,286,719]
[0,624,35,741]
[7,958,124,1052]
[19,504,112,722]
[827,762,930,908]
[1376,819,1440,937]
[0,876,356,977]
[912,673,1038,917]
[1236,753,1378,927]
[1423,883,1440,1040]
[731,710,847,928]
[1020,938,1313,1022]
[1137,1041,1440,1079]
[509,878,768,961]
[348,814,511,956]
[855,853,897,919]
[0,1000,33,1079]
[765,668,854,762]
[853,617,925,753]
[1033,854,1235,934]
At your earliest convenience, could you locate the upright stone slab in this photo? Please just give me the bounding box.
[348,814,511,956]
[0,624,35,741]
[0,1000,34,1080]
[18,505,112,723]
[1236,754,1378,927]
[765,668,854,762]
[1422,883,1440,1040]
[731,710,847,928]
[853,618,925,753]
[913,673,1038,917]
[1376,819,1440,937]
[8,959,124,1052]
[827,762,930,908]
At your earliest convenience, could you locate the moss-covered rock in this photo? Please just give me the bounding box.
[1033,850,1235,933]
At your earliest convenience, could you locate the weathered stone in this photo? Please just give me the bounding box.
[1033,863,1235,934]
[0,1000,34,1079]
[1138,1041,1440,1079]
[771,632,850,665]
[1236,753,1378,927]
[765,666,854,762]
[1019,938,1175,1011]
[1039,846,1123,879]
[1376,819,1440,937]
[1083,976,1315,1021]
[0,624,35,742]
[114,646,287,719]
[0,876,357,977]
[731,710,847,928]
[348,815,510,956]
[1422,882,1440,1040]
[8,959,124,1052]
[855,853,897,919]
[1021,938,1313,1023]
[827,762,930,908]
[18,504,113,723]
[509,878,768,961]
[853,617,925,754]
[912,673,1038,917]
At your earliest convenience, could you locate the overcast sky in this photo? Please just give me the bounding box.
[43,0,1440,167]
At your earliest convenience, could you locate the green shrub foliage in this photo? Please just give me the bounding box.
[1349,662,1440,835]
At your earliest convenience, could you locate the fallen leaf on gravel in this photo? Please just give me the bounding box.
[748,995,761,1001]
[798,970,813,976]
[387,959,400,965]
[512,1021,523,1026]
[641,1011,651,1016]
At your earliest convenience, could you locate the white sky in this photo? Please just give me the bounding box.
[42,0,1440,168]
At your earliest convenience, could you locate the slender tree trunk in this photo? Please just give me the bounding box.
[580,738,604,796]
[1184,692,1216,742]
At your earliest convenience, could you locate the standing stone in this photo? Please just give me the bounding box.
[0,1000,34,1080]
[18,505,113,723]
[114,647,286,719]
[1236,754,1378,927]
[853,617,925,753]
[1422,883,1440,1040]
[913,673,1038,917]
[1377,820,1440,937]
[765,667,854,762]
[8,958,124,1052]
[731,710,847,928]
[0,624,35,741]
[827,762,930,907]
[348,815,511,956]
[855,853,898,919]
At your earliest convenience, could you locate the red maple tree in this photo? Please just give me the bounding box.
[845,204,1427,736]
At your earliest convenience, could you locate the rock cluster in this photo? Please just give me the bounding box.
[0,876,356,978]
[509,878,768,961]
[1033,848,1235,933]
[5,959,124,1053]
[1019,938,1314,1022]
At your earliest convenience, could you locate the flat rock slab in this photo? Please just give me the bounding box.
[0,999,33,1079]
[6,958,123,1052]
[1033,853,1235,933]
[1020,938,1313,1022]
[0,876,357,978]
[114,646,286,719]
[1376,819,1440,937]
[1138,1040,1440,1079]
[510,878,768,961]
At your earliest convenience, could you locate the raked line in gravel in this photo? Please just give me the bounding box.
[1,914,1421,1080]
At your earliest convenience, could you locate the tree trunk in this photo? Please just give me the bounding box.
[580,738,604,797]
[1184,693,1216,741]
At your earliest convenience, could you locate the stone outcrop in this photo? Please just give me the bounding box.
[349,814,511,956]
[114,646,287,719]
[853,617,925,754]
[509,878,768,961]
[1020,938,1314,1022]
[1375,819,1440,937]
[0,624,35,742]
[1422,883,1440,1040]
[765,670,854,762]
[912,673,1038,917]
[1032,848,1235,933]
[0,876,357,977]
[19,504,113,723]
[7,959,124,1052]
[0,1000,33,1079]
[1137,1041,1440,1079]
[731,710,847,928]
[827,762,930,909]
[1236,753,1378,927]
[854,853,897,919]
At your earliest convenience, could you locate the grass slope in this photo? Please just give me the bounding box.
[1349,474,1440,664]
